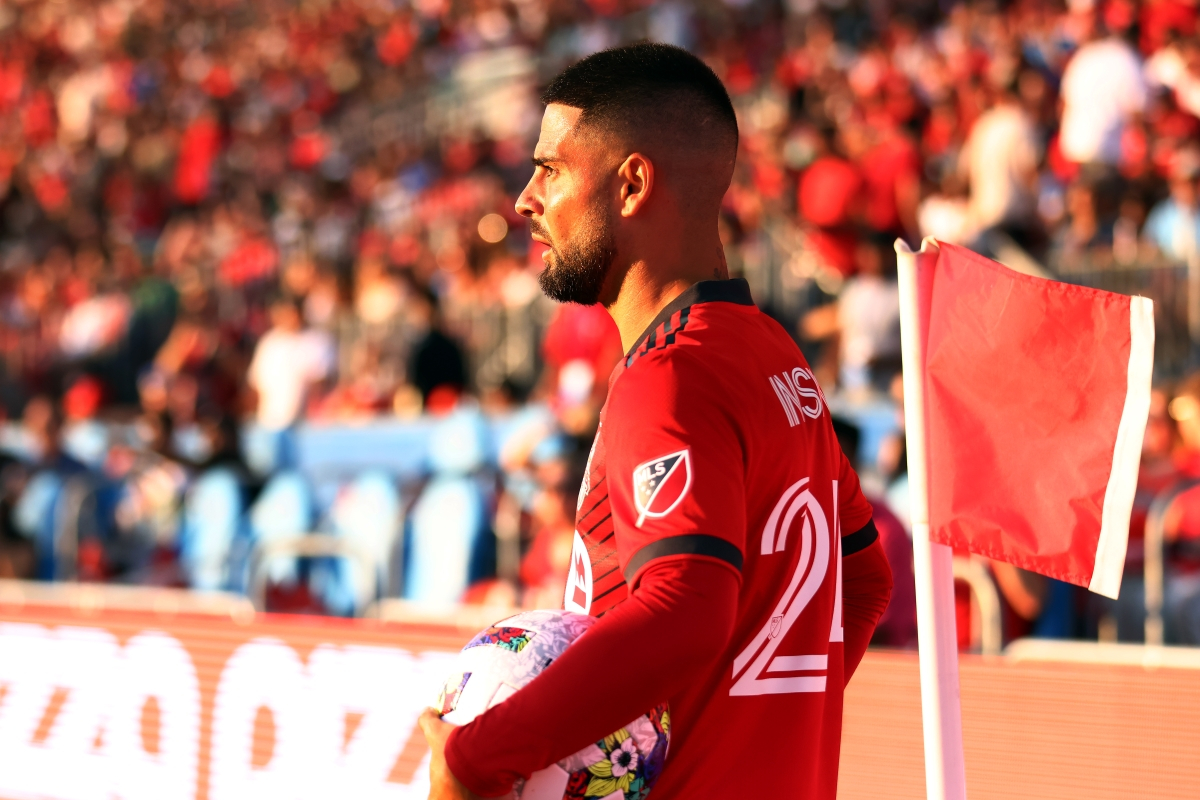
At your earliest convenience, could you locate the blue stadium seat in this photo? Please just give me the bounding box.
[12,470,107,580]
[426,408,488,475]
[248,470,314,586]
[241,425,297,478]
[62,421,110,470]
[12,471,64,580]
[405,477,488,605]
[404,409,493,605]
[179,468,245,591]
[320,470,403,614]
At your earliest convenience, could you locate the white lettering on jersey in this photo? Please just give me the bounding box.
[563,531,593,614]
[731,478,839,696]
[830,479,844,643]
[769,367,825,427]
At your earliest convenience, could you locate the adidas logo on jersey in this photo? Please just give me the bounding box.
[768,367,826,427]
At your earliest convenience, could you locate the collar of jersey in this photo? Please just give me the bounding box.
[625,278,755,358]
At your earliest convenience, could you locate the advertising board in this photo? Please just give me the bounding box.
[1,597,1199,799]
[0,604,470,800]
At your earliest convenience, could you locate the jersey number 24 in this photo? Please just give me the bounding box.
[729,478,843,696]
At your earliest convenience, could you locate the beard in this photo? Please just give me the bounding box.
[532,209,617,305]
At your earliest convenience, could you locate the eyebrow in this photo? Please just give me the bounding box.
[531,156,562,168]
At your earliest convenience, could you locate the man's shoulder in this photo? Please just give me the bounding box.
[611,301,798,411]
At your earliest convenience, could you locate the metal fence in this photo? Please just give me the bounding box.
[1051,253,1197,383]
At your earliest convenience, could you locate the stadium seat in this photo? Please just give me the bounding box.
[404,409,493,605]
[426,407,489,476]
[320,470,403,614]
[12,471,65,580]
[62,421,110,470]
[241,424,296,478]
[247,471,314,586]
[179,468,246,591]
[12,470,106,581]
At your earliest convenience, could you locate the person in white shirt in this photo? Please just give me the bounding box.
[247,296,335,430]
[1059,29,1146,166]
[837,238,901,393]
[960,83,1041,234]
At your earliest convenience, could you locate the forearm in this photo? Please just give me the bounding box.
[842,535,893,684]
[445,557,740,797]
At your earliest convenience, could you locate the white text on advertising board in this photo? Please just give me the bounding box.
[0,624,457,800]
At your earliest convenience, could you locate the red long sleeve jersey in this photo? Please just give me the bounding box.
[564,279,876,799]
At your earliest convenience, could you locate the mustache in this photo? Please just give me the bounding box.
[528,219,551,244]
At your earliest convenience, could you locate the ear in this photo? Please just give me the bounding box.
[616,153,654,218]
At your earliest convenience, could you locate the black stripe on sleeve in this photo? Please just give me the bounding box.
[841,520,879,557]
[623,534,743,583]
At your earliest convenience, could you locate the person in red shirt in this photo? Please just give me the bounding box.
[420,43,893,799]
[797,126,863,276]
[858,113,921,241]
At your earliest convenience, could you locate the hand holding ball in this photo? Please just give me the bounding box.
[433,610,670,800]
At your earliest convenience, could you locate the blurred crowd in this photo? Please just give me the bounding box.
[3,0,1200,643]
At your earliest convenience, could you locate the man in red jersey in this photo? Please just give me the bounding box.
[421,43,893,799]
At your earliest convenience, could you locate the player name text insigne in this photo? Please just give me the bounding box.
[632,449,693,527]
[768,367,825,427]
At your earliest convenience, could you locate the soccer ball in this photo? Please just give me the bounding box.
[436,609,671,800]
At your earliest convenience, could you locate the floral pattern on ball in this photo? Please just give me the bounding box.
[558,702,671,800]
[464,626,535,653]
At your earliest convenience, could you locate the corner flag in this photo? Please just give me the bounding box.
[895,237,1154,800]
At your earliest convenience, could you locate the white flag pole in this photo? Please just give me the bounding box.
[895,237,968,800]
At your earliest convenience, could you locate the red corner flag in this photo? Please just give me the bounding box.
[918,240,1154,599]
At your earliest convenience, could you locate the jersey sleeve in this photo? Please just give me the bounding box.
[837,447,875,539]
[604,351,747,587]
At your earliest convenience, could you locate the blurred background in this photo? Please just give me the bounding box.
[3,0,1200,654]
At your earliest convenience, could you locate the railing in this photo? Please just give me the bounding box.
[1143,478,1200,646]
[952,556,1003,656]
[248,535,381,613]
[952,474,1196,652]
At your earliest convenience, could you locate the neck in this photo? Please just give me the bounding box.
[605,229,728,353]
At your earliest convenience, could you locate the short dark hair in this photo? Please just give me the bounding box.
[542,42,738,156]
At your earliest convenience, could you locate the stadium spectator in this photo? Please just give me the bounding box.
[960,79,1042,243]
[835,237,901,394]
[1144,152,1200,261]
[408,288,468,413]
[246,295,335,431]
[1159,375,1200,643]
[1058,18,1147,167]
[857,114,921,242]
[0,0,1196,637]
[517,471,576,610]
[797,126,863,276]
[22,396,86,478]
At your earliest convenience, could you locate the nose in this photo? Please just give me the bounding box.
[515,176,541,219]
